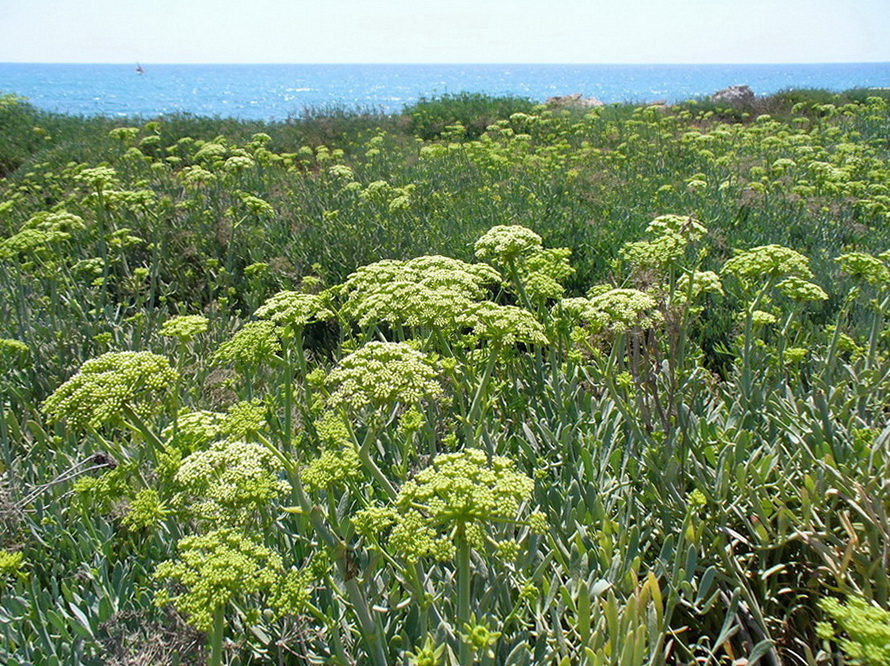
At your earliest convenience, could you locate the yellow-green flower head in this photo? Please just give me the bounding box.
[219,399,267,441]
[406,635,446,666]
[460,302,549,347]
[583,289,662,334]
[178,165,216,186]
[0,339,30,374]
[153,529,282,632]
[836,252,890,286]
[327,164,355,180]
[750,310,778,326]
[159,314,209,342]
[108,126,140,144]
[0,227,71,260]
[337,256,501,320]
[255,291,333,329]
[646,214,708,242]
[173,439,290,523]
[676,271,724,298]
[42,351,177,430]
[122,488,167,530]
[22,210,86,234]
[212,321,280,369]
[193,141,227,163]
[553,296,597,320]
[522,271,565,301]
[0,550,25,580]
[102,189,156,211]
[235,191,274,216]
[399,449,533,525]
[357,449,539,563]
[162,409,226,453]
[783,347,809,365]
[620,232,688,272]
[352,505,398,537]
[345,280,475,331]
[269,567,313,619]
[777,276,829,302]
[302,445,362,491]
[523,247,575,282]
[474,224,543,265]
[461,617,502,655]
[338,259,406,298]
[314,410,352,447]
[403,255,501,296]
[223,155,255,172]
[249,132,272,147]
[817,596,890,664]
[74,166,119,191]
[325,341,443,412]
[722,244,814,283]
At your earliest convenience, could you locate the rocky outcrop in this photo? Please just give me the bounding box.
[546,93,605,109]
[711,85,755,106]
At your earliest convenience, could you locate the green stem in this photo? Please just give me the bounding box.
[466,347,499,449]
[358,427,398,500]
[282,341,295,453]
[209,605,224,666]
[292,327,318,443]
[270,440,388,666]
[457,528,472,664]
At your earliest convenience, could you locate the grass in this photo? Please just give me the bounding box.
[0,88,889,665]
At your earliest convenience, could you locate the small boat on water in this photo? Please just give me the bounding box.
[135,63,145,75]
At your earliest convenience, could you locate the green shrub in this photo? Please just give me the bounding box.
[405,92,535,140]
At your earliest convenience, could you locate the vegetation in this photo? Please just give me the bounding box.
[1,88,889,664]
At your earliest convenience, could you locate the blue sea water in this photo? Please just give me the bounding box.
[0,62,888,120]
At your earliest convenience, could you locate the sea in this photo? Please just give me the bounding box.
[1,62,888,121]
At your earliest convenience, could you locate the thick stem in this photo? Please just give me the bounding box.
[291,327,318,443]
[466,347,499,449]
[273,443,388,666]
[358,427,398,500]
[457,528,472,664]
[282,342,295,453]
[209,605,225,666]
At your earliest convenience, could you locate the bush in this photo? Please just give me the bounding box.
[405,92,535,140]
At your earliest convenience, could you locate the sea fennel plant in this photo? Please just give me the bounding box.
[354,448,544,663]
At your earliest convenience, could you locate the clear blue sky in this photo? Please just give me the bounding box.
[1,0,888,64]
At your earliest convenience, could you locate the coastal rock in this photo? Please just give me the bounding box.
[546,93,605,109]
[711,85,755,106]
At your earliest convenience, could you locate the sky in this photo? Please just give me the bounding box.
[1,0,888,64]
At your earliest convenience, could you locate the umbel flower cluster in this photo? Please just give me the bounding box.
[0,338,30,376]
[336,255,500,331]
[462,301,549,347]
[172,439,291,524]
[354,448,543,563]
[212,320,281,369]
[557,288,662,335]
[325,341,443,412]
[836,251,890,286]
[153,529,288,632]
[619,214,708,276]
[722,244,814,283]
[161,401,268,455]
[817,596,890,664]
[159,314,210,342]
[474,224,543,265]
[255,291,333,330]
[0,210,86,261]
[42,351,178,429]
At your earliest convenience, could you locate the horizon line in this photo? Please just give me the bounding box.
[2,60,890,67]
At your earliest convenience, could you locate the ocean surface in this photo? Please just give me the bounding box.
[1,63,888,120]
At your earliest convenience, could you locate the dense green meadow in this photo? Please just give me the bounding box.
[1,89,890,664]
